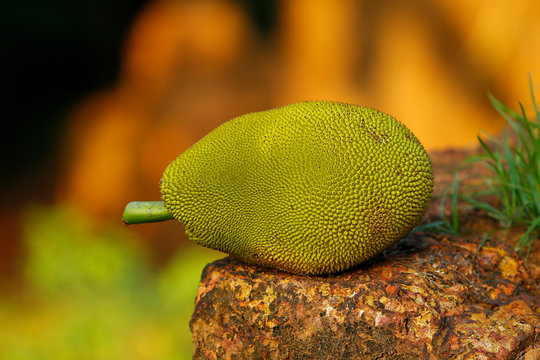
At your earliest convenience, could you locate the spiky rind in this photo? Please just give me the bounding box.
[161,101,433,275]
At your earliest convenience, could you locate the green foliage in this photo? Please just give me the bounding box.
[0,205,222,360]
[23,205,149,296]
[463,74,540,255]
[414,76,539,256]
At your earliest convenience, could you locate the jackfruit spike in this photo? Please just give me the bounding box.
[122,201,174,225]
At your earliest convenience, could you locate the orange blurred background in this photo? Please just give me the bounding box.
[3,0,540,280]
[1,1,540,357]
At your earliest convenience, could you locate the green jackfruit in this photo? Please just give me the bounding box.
[158,101,433,275]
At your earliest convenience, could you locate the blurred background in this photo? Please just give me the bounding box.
[1,0,539,358]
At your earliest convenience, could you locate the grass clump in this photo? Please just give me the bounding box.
[463,74,540,256]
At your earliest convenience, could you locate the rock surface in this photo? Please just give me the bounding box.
[190,234,539,359]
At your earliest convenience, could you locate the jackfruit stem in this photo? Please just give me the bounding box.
[122,201,174,225]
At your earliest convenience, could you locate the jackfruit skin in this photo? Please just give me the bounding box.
[161,101,433,275]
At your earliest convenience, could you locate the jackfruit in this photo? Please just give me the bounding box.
[152,101,434,275]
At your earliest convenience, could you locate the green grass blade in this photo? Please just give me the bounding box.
[503,130,523,215]
[528,72,540,125]
[473,233,490,260]
[439,187,448,223]
[494,180,533,198]
[451,172,459,234]
[530,172,540,214]
[410,221,445,234]
[461,194,509,225]
[477,135,499,163]
[514,216,540,254]
[469,187,496,198]
[437,175,460,236]
[465,154,489,163]
[476,136,508,182]
[489,93,520,122]
[518,102,535,158]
